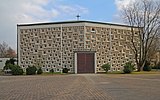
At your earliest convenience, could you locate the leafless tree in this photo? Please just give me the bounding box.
[0,42,16,58]
[147,37,160,65]
[121,0,160,71]
[0,42,8,57]
[6,47,16,58]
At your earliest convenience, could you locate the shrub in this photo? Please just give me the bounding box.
[3,63,13,71]
[123,62,134,73]
[152,66,160,69]
[62,68,69,73]
[3,59,23,75]
[37,67,43,74]
[153,62,160,69]
[3,64,23,75]
[4,58,16,66]
[143,61,151,71]
[26,66,37,75]
[50,69,54,74]
[143,66,152,71]
[101,63,110,73]
[9,58,16,65]
[10,65,23,75]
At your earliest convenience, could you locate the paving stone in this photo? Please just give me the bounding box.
[0,74,160,100]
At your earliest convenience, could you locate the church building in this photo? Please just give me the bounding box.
[17,21,139,73]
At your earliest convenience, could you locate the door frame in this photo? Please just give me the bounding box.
[74,51,97,74]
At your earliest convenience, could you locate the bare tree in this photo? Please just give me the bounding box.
[0,42,8,57]
[0,42,16,58]
[6,47,16,58]
[121,0,160,71]
[147,37,160,62]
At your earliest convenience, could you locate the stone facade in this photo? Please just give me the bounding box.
[17,21,139,73]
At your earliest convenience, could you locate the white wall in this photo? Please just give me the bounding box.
[0,58,10,69]
[0,58,17,69]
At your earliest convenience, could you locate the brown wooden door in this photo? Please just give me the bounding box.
[77,53,94,73]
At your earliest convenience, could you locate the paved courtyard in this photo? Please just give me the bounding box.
[0,74,160,100]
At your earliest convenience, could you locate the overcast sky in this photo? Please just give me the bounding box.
[0,0,135,51]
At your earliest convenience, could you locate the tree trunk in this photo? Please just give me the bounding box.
[137,61,145,72]
[137,66,143,72]
[137,66,141,72]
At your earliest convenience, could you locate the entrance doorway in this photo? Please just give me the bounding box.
[77,52,95,73]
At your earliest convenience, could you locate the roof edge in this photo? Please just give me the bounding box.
[17,20,139,28]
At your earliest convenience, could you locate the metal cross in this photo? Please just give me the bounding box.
[76,14,80,20]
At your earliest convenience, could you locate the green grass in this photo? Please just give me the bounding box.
[131,70,160,74]
[103,70,160,74]
[107,71,123,74]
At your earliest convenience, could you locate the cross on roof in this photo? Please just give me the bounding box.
[76,14,80,20]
